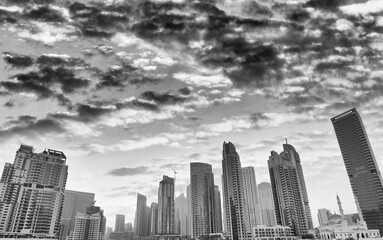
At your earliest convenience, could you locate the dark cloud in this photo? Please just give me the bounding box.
[2,52,34,68]
[106,166,150,176]
[96,65,161,90]
[3,101,14,108]
[305,0,369,10]
[0,9,19,24]
[36,55,88,68]
[141,91,188,105]
[0,116,65,140]
[24,6,66,22]
[188,153,201,159]
[178,87,192,95]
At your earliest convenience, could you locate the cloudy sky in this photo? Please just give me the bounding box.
[1,0,383,229]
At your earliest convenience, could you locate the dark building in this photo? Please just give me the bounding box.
[331,108,383,234]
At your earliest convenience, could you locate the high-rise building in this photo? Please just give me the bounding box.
[257,182,277,226]
[317,209,333,226]
[242,166,262,229]
[59,190,95,240]
[222,142,248,240]
[158,175,175,235]
[115,214,125,232]
[331,108,383,234]
[0,145,68,238]
[175,192,190,236]
[67,204,106,240]
[190,162,218,238]
[213,185,223,234]
[283,143,313,229]
[126,222,133,232]
[187,184,193,237]
[268,149,308,236]
[150,203,158,235]
[135,193,148,236]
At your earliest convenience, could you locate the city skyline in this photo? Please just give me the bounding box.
[1,0,383,232]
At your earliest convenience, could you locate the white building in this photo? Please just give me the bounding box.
[67,205,105,240]
[319,220,380,240]
[252,225,297,240]
[242,167,262,229]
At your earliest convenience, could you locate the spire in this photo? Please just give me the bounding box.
[337,194,344,219]
[285,138,288,144]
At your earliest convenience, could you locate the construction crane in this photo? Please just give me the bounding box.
[170,167,177,182]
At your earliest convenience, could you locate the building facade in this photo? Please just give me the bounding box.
[331,108,383,234]
[222,142,248,240]
[0,145,68,238]
[66,205,106,240]
[175,192,190,236]
[213,185,223,234]
[283,143,313,230]
[242,167,262,229]
[150,203,158,236]
[268,149,308,236]
[135,193,148,236]
[115,214,125,233]
[252,225,297,240]
[158,175,175,235]
[59,190,95,240]
[257,182,277,226]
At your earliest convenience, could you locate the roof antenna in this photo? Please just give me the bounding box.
[285,138,288,144]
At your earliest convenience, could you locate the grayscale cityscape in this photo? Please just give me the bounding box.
[0,0,383,240]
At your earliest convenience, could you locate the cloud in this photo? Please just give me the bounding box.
[106,166,151,176]
[340,0,383,15]
[2,52,34,68]
[141,91,188,105]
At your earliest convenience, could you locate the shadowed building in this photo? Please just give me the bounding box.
[135,193,148,236]
[158,175,175,235]
[331,108,383,234]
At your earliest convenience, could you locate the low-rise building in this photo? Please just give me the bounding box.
[252,225,297,240]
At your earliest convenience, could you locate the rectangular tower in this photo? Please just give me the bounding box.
[135,193,148,236]
[257,182,277,226]
[158,175,175,235]
[222,142,248,240]
[331,108,383,233]
[242,167,262,229]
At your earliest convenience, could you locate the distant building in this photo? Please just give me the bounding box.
[222,142,248,240]
[158,175,175,235]
[252,225,297,240]
[59,190,95,240]
[67,204,106,240]
[175,193,190,236]
[0,145,68,238]
[268,144,308,236]
[109,231,134,240]
[213,185,223,234]
[331,108,383,234]
[150,203,158,236]
[257,182,277,226]
[125,222,133,232]
[115,214,125,233]
[242,166,262,229]
[106,227,113,240]
[318,209,333,227]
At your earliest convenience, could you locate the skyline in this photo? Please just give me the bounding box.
[1,0,383,231]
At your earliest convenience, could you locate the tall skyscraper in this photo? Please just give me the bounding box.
[268,149,308,236]
[213,185,223,234]
[257,182,277,226]
[158,175,175,235]
[150,202,158,235]
[135,193,148,236]
[222,142,248,240]
[190,162,218,238]
[59,190,95,240]
[67,204,106,240]
[0,145,68,238]
[331,108,383,233]
[283,143,313,229]
[175,192,190,236]
[115,214,125,232]
[242,166,262,228]
[317,209,333,226]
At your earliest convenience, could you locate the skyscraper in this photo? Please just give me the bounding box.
[331,108,383,233]
[150,202,158,236]
[175,192,190,236]
[283,143,313,229]
[213,185,223,234]
[268,149,308,236]
[59,190,95,240]
[135,193,148,236]
[222,142,248,240]
[317,209,333,226]
[115,214,125,232]
[257,182,277,226]
[0,145,68,238]
[190,162,218,238]
[242,166,262,228]
[158,175,175,235]
[67,204,106,240]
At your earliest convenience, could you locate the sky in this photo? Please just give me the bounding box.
[1,0,383,230]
